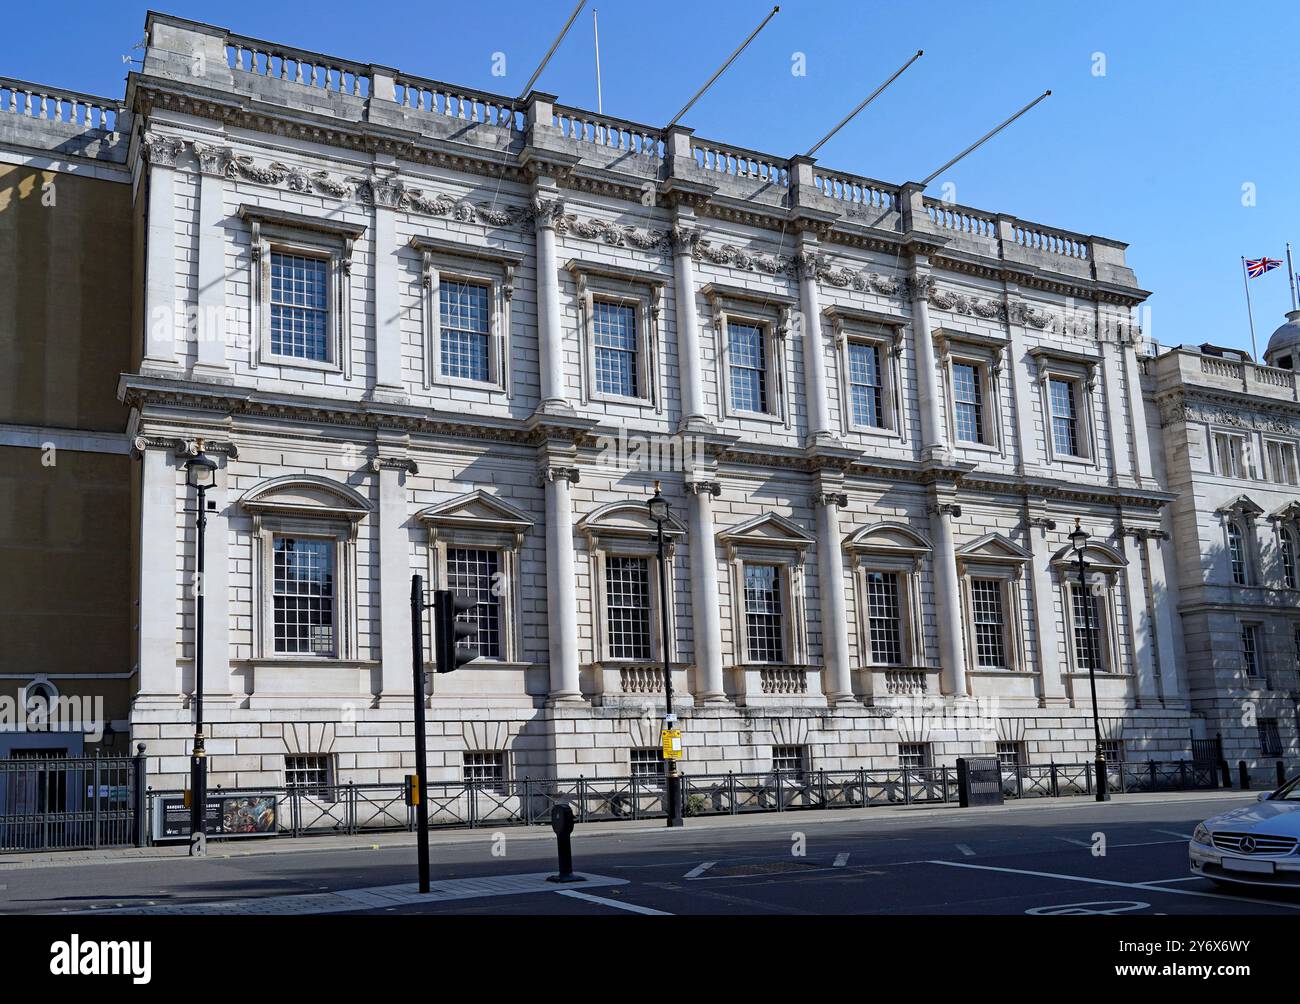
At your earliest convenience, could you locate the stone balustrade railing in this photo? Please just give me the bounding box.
[883,669,929,695]
[691,139,789,187]
[552,104,662,157]
[1011,220,1089,260]
[1158,348,1300,402]
[396,74,520,130]
[924,199,998,239]
[814,169,897,210]
[0,76,123,132]
[224,33,371,96]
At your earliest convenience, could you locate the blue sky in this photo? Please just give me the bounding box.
[6,1,1299,356]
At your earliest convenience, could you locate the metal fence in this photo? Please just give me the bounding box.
[0,754,147,852]
[137,757,1293,843]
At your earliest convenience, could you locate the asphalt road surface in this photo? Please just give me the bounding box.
[2,791,1297,916]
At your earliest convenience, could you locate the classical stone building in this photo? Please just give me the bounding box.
[1150,323,1300,765]
[3,13,1231,789]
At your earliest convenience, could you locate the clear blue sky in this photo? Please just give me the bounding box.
[6,1,1299,356]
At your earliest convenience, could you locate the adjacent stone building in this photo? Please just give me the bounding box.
[3,13,1292,789]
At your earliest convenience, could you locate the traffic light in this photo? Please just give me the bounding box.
[434,589,479,673]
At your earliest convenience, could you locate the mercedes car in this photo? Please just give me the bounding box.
[1189,773,1300,888]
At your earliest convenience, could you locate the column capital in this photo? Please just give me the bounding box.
[928,501,962,519]
[540,464,581,486]
[369,456,419,475]
[190,141,232,177]
[142,132,185,167]
[813,490,848,508]
[685,479,722,497]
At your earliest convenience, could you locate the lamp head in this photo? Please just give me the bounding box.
[185,439,218,490]
[1069,517,1089,555]
[647,479,670,524]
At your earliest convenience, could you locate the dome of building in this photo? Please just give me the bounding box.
[1265,309,1300,368]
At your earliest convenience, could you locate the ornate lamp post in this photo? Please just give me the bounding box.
[1070,518,1109,803]
[184,440,218,850]
[647,481,684,827]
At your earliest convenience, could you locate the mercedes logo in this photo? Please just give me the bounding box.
[1240,835,1257,853]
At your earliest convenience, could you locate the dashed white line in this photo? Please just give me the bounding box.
[955,844,976,857]
[684,861,715,880]
[555,890,673,915]
[1154,830,1194,840]
[833,853,850,867]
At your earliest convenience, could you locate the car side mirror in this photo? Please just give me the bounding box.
[1257,792,1269,802]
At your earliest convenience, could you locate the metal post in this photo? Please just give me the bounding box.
[189,477,209,853]
[411,574,431,893]
[656,515,684,827]
[1239,760,1250,791]
[1279,760,1287,788]
[132,744,148,847]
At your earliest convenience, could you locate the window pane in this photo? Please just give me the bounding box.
[439,280,491,381]
[1049,378,1080,457]
[273,537,335,655]
[592,301,639,397]
[463,751,505,792]
[1242,625,1260,676]
[995,741,1025,768]
[630,748,665,781]
[1228,522,1248,584]
[446,548,502,659]
[952,363,985,444]
[772,745,806,780]
[848,342,884,428]
[729,322,768,413]
[865,570,903,665]
[1282,530,1298,589]
[970,578,1006,667]
[270,252,329,361]
[606,556,652,660]
[743,563,784,663]
[898,743,930,770]
[1071,583,1104,670]
[285,754,334,800]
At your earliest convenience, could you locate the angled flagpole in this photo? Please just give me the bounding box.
[1242,256,1259,359]
[920,90,1052,188]
[593,7,603,113]
[1288,242,1298,312]
[665,5,780,130]
[805,49,924,157]
[518,0,588,100]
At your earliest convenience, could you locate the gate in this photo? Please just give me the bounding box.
[0,752,147,852]
[1191,734,1223,789]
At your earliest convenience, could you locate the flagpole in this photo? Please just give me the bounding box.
[593,8,603,114]
[1242,256,1259,360]
[1288,242,1298,312]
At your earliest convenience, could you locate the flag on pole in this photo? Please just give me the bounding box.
[1244,256,1283,278]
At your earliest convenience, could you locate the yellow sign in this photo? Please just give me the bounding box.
[661,728,683,761]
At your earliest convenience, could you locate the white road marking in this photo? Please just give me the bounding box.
[1154,830,1194,840]
[684,861,715,879]
[1056,837,1092,848]
[1142,876,1202,885]
[927,860,1300,910]
[833,853,850,867]
[955,844,975,857]
[555,890,673,915]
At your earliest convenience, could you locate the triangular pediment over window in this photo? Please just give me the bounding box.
[956,532,1031,565]
[416,490,534,534]
[717,513,815,551]
[1216,494,1266,518]
[578,500,685,541]
[1049,540,1127,571]
[844,521,932,556]
[1270,501,1300,522]
[239,475,371,522]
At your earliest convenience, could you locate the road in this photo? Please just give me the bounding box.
[2,791,1297,916]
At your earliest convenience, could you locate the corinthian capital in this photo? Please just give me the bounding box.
[142,132,186,168]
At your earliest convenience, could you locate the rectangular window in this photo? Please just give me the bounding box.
[605,556,652,661]
[1294,625,1300,664]
[1049,378,1081,457]
[847,341,885,428]
[1266,440,1299,486]
[592,300,639,397]
[463,751,505,792]
[743,563,784,663]
[772,745,807,780]
[1213,433,1246,479]
[898,743,931,771]
[446,548,502,659]
[865,570,903,665]
[995,741,1025,769]
[952,362,985,444]
[1070,583,1105,671]
[1281,529,1298,590]
[270,252,329,361]
[285,754,335,800]
[1258,719,1283,757]
[1228,522,1249,585]
[630,748,665,781]
[273,537,335,655]
[970,578,1007,668]
[439,279,491,382]
[1242,624,1261,677]
[1099,740,1124,763]
[728,321,768,414]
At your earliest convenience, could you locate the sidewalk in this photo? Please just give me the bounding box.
[0,788,1258,873]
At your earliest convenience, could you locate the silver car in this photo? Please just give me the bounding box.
[1189,773,1300,888]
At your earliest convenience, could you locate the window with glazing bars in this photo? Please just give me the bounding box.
[848,341,884,428]
[865,571,903,665]
[772,745,807,779]
[1258,719,1282,756]
[605,556,652,660]
[1242,624,1262,677]
[285,754,334,800]
[952,362,985,444]
[995,741,1025,769]
[1281,528,1298,590]
[270,252,329,360]
[898,743,930,770]
[1228,521,1249,584]
[1070,583,1105,670]
[1099,740,1123,763]
[463,751,505,791]
[1267,440,1299,485]
[446,548,502,659]
[1214,433,1243,478]
[439,279,491,381]
[728,322,768,413]
[743,564,784,663]
[630,748,665,782]
[1049,378,1080,456]
[592,301,638,397]
[273,537,335,655]
[970,578,1006,667]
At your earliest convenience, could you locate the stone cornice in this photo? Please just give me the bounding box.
[1157,387,1300,433]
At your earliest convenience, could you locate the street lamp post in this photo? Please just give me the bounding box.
[647,481,685,827]
[1070,518,1109,803]
[184,440,218,851]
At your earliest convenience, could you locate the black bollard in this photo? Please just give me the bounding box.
[1279,760,1287,789]
[1238,760,1250,791]
[546,804,585,884]
[1219,759,1231,789]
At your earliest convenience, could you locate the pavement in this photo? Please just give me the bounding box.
[2,789,1296,915]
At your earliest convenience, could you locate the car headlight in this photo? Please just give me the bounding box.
[1192,823,1212,845]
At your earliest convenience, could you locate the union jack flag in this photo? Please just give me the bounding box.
[1245,256,1283,278]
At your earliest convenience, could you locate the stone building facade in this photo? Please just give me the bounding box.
[3,13,1245,789]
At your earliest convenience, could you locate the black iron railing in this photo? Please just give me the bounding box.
[0,753,147,852]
